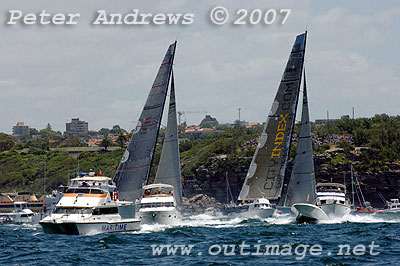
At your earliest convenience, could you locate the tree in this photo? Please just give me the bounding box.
[29,128,39,136]
[98,128,110,136]
[0,133,16,152]
[110,125,123,135]
[100,135,113,151]
[60,136,88,147]
[117,133,127,148]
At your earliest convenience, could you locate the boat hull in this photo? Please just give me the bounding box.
[245,208,276,218]
[221,207,275,218]
[0,211,40,224]
[40,219,141,235]
[380,209,400,213]
[320,203,351,218]
[293,203,351,222]
[292,203,329,222]
[139,209,181,225]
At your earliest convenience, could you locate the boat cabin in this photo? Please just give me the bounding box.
[142,184,174,198]
[316,183,346,194]
[315,183,348,206]
[67,173,115,194]
[388,199,400,209]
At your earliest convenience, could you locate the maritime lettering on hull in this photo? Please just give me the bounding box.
[102,224,127,232]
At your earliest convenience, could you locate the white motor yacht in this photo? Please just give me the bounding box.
[244,198,276,218]
[221,198,276,218]
[293,183,351,222]
[40,172,140,235]
[382,199,400,213]
[0,201,39,224]
[138,184,181,225]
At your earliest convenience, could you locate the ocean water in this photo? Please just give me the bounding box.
[1,212,400,266]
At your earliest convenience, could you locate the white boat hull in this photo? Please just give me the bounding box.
[40,218,140,235]
[320,203,351,218]
[222,207,275,219]
[245,208,276,218]
[0,211,40,224]
[293,203,350,222]
[293,203,329,222]
[139,208,181,225]
[381,209,400,213]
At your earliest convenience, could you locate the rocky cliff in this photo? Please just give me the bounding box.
[182,147,400,208]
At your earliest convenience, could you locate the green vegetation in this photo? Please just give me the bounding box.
[0,148,124,193]
[1,114,399,193]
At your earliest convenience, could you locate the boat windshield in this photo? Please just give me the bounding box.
[143,187,173,198]
[317,186,345,193]
[65,188,105,194]
[141,202,174,208]
[53,207,92,214]
[92,207,119,215]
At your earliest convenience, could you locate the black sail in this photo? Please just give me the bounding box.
[285,70,316,206]
[238,33,307,201]
[114,42,176,202]
[154,72,183,208]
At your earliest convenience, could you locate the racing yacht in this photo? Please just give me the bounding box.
[233,33,307,218]
[136,71,183,225]
[40,172,140,235]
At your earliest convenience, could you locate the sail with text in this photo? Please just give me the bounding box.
[114,42,176,202]
[238,32,307,201]
[285,70,316,206]
[154,71,183,208]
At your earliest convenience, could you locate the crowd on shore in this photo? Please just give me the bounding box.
[243,133,354,149]
[291,133,354,147]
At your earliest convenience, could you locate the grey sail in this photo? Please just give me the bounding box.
[154,72,183,208]
[285,71,316,206]
[114,42,177,202]
[238,32,307,201]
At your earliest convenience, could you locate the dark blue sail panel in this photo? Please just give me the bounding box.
[154,73,183,208]
[285,71,316,206]
[114,42,176,202]
[238,33,307,201]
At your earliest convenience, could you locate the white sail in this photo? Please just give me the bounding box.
[114,42,176,202]
[154,72,183,208]
[285,71,316,206]
[238,32,307,201]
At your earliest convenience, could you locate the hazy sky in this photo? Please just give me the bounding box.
[1,0,399,134]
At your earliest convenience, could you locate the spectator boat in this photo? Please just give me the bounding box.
[0,201,40,224]
[293,183,351,222]
[138,184,181,224]
[381,199,400,213]
[39,172,140,235]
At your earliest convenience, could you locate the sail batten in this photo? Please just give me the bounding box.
[114,42,177,202]
[284,69,316,206]
[238,33,307,201]
[154,72,183,208]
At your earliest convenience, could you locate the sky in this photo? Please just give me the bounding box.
[0,0,399,134]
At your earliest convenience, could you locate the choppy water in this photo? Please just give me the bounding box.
[1,212,400,265]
